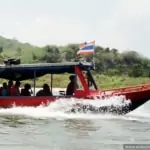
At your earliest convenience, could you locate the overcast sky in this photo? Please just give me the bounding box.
[0,0,150,57]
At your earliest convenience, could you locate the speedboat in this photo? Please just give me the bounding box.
[0,58,150,115]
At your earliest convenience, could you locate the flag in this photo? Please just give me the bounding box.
[76,40,95,56]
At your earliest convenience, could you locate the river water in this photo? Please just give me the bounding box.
[0,90,149,150]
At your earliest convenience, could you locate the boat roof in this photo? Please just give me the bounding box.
[0,62,93,81]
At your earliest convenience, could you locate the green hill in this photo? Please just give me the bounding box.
[0,36,150,78]
[0,36,44,63]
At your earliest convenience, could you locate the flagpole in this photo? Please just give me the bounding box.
[92,40,95,69]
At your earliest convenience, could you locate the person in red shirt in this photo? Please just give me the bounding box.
[10,81,21,96]
[8,80,13,96]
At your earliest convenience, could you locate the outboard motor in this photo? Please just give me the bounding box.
[3,58,21,66]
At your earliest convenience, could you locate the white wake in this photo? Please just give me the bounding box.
[0,95,149,122]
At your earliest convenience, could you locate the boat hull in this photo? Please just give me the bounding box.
[0,85,149,115]
[0,96,56,108]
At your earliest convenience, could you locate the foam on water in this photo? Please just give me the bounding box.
[0,95,149,122]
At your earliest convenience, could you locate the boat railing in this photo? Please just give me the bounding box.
[101,84,150,95]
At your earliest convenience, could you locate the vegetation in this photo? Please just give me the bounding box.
[0,36,150,88]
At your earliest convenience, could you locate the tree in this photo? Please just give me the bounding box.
[111,48,118,56]
[16,47,22,57]
[41,45,62,63]
[0,46,3,54]
[128,64,143,77]
[105,47,110,53]
[32,52,37,60]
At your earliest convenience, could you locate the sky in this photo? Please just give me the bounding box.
[0,0,150,57]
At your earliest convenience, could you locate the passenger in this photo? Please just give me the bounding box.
[21,83,32,96]
[1,82,8,96]
[10,81,21,96]
[36,84,52,96]
[66,75,76,95]
[0,86,2,96]
[7,80,13,96]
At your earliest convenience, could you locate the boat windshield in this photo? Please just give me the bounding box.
[85,70,98,90]
[76,70,98,90]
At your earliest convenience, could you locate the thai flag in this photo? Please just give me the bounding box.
[76,40,95,56]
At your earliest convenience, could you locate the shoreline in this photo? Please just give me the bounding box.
[1,74,150,90]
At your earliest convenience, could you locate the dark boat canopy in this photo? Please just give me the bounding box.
[0,62,94,81]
